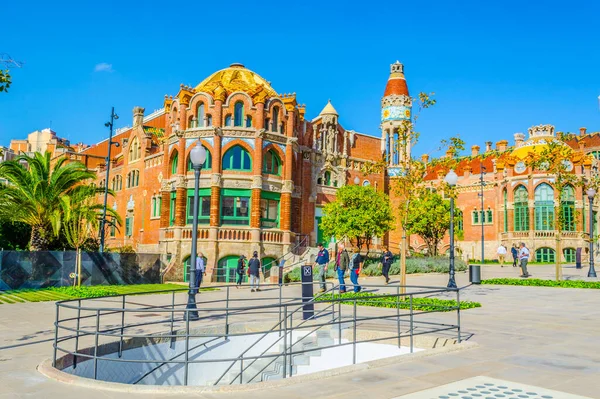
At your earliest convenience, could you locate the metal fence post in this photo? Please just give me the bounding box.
[456,289,462,343]
[93,310,100,380]
[289,310,293,377]
[396,286,401,348]
[184,311,190,386]
[225,286,230,336]
[352,299,357,364]
[52,304,59,367]
[409,294,414,353]
[239,356,243,384]
[278,284,283,337]
[118,295,126,358]
[170,291,175,349]
[338,297,342,343]
[73,299,81,369]
[282,305,288,379]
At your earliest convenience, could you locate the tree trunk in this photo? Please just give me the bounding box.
[30,225,50,251]
[401,227,407,294]
[556,232,562,281]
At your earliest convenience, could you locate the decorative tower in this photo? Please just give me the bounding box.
[381,61,412,171]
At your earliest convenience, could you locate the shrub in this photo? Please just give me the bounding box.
[315,292,481,311]
[482,278,600,289]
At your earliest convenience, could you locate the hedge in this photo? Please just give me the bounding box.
[481,278,600,289]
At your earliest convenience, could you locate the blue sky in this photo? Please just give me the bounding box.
[1,0,599,157]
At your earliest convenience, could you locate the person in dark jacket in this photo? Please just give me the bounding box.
[236,255,246,288]
[314,243,330,292]
[334,244,350,293]
[349,247,362,293]
[248,251,261,292]
[511,244,519,267]
[381,246,393,284]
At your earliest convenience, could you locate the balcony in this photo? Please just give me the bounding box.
[500,230,584,241]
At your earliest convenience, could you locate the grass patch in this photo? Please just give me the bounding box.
[314,292,481,312]
[482,278,600,289]
[0,284,217,304]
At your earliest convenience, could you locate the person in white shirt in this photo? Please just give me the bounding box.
[518,242,531,278]
[195,252,206,293]
[497,244,508,267]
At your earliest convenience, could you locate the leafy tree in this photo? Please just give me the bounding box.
[0,220,31,250]
[0,53,22,93]
[320,185,395,253]
[0,69,10,92]
[0,153,101,250]
[404,191,463,256]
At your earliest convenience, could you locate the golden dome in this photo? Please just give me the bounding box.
[511,124,568,159]
[195,63,278,102]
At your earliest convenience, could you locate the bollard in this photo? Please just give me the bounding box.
[469,264,481,284]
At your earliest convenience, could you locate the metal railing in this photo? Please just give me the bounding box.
[52,281,462,386]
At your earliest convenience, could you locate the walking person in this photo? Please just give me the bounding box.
[349,247,362,293]
[236,255,246,288]
[248,251,261,292]
[335,244,349,293]
[511,244,519,267]
[314,243,330,293]
[518,242,531,278]
[194,252,206,294]
[497,244,507,267]
[381,246,393,284]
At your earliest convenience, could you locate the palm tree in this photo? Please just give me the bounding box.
[0,152,101,250]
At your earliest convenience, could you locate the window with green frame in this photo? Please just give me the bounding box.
[486,209,493,223]
[187,146,212,171]
[169,192,176,226]
[125,215,133,237]
[171,152,178,175]
[472,209,479,224]
[535,247,555,263]
[503,190,508,232]
[514,186,529,231]
[234,102,244,127]
[260,191,280,228]
[222,145,252,171]
[272,106,279,132]
[110,221,116,237]
[246,115,252,127]
[456,209,464,231]
[197,103,205,127]
[186,188,211,225]
[534,183,554,231]
[324,171,332,186]
[563,248,576,263]
[151,196,162,218]
[560,185,576,231]
[221,189,250,225]
[263,149,282,175]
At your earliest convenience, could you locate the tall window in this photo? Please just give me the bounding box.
[563,248,576,263]
[125,214,133,237]
[225,115,232,126]
[112,175,122,191]
[486,209,493,224]
[264,118,270,131]
[535,183,554,231]
[246,115,252,127]
[535,247,555,263]
[151,196,162,218]
[197,103,205,127]
[503,189,508,232]
[263,150,282,175]
[221,194,250,225]
[186,188,211,225]
[169,192,176,226]
[261,192,280,228]
[456,209,464,231]
[272,106,279,132]
[207,115,213,126]
[514,186,529,231]
[324,171,332,186]
[128,137,141,162]
[560,185,576,231]
[126,170,139,188]
[171,152,179,175]
[234,102,244,127]
[222,145,252,171]
[187,147,212,171]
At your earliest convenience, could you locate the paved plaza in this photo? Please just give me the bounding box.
[1,265,599,399]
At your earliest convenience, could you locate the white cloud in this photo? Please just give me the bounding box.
[94,63,113,73]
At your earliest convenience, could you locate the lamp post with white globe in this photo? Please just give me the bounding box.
[186,142,207,320]
[587,188,597,278]
[444,169,459,289]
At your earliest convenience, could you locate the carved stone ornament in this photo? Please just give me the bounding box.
[211,173,222,187]
[175,175,187,189]
[223,179,251,189]
[303,151,311,160]
[262,183,281,192]
[264,132,287,144]
[282,180,294,193]
[157,172,163,182]
[160,179,172,192]
[251,176,263,189]
[213,127,223,137]
[257,128,266,138]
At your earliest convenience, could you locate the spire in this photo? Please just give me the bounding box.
[383,61,409,97]
[319,99,338,116]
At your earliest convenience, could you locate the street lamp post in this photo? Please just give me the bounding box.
[445,169,458,289]
[186,143,207,320]
[586,188,597,278]
[99,107,119,252]
[478,163,486,264]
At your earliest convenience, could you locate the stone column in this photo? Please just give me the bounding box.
[174,136,187,227]
[255,102,265,129]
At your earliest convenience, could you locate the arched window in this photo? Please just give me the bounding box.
[503,189,508,232]
[246,115,252,128]
[187,146,212,171]
[535,247,555,263]
[234,102,244,127]
[222,145,252,171]
[514,186,529,231]
[560,185,576,231]
[272,106,279,132]
[126,170,139,188]
[197,103,205,127]
[225,115,232,126]
[206,115,213,127]
[535,183,554,231]
[111,175,123,191]
[324,171,332,186]
[263,149,281,175]
[264,118,270,131]
[128,137,141,162]
[171,152,179,176]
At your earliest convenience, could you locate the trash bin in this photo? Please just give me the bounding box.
[469,264,481,284]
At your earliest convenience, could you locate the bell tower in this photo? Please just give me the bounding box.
[381,61,412,167]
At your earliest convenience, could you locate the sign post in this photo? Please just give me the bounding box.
[301,264,314,320]
[278,259,285,285]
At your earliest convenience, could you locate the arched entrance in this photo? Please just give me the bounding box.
[216,256,242,283]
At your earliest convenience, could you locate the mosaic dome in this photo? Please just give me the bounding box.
[511,124,568,159]
[195,63,278,101]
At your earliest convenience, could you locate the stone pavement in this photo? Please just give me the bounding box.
[1,265,599,399]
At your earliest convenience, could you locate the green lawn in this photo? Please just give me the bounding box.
[0,284,216,304]
[314,292,481,312]
[482,278,600,289]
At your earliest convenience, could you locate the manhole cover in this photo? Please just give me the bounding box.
[392,377,591,399]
